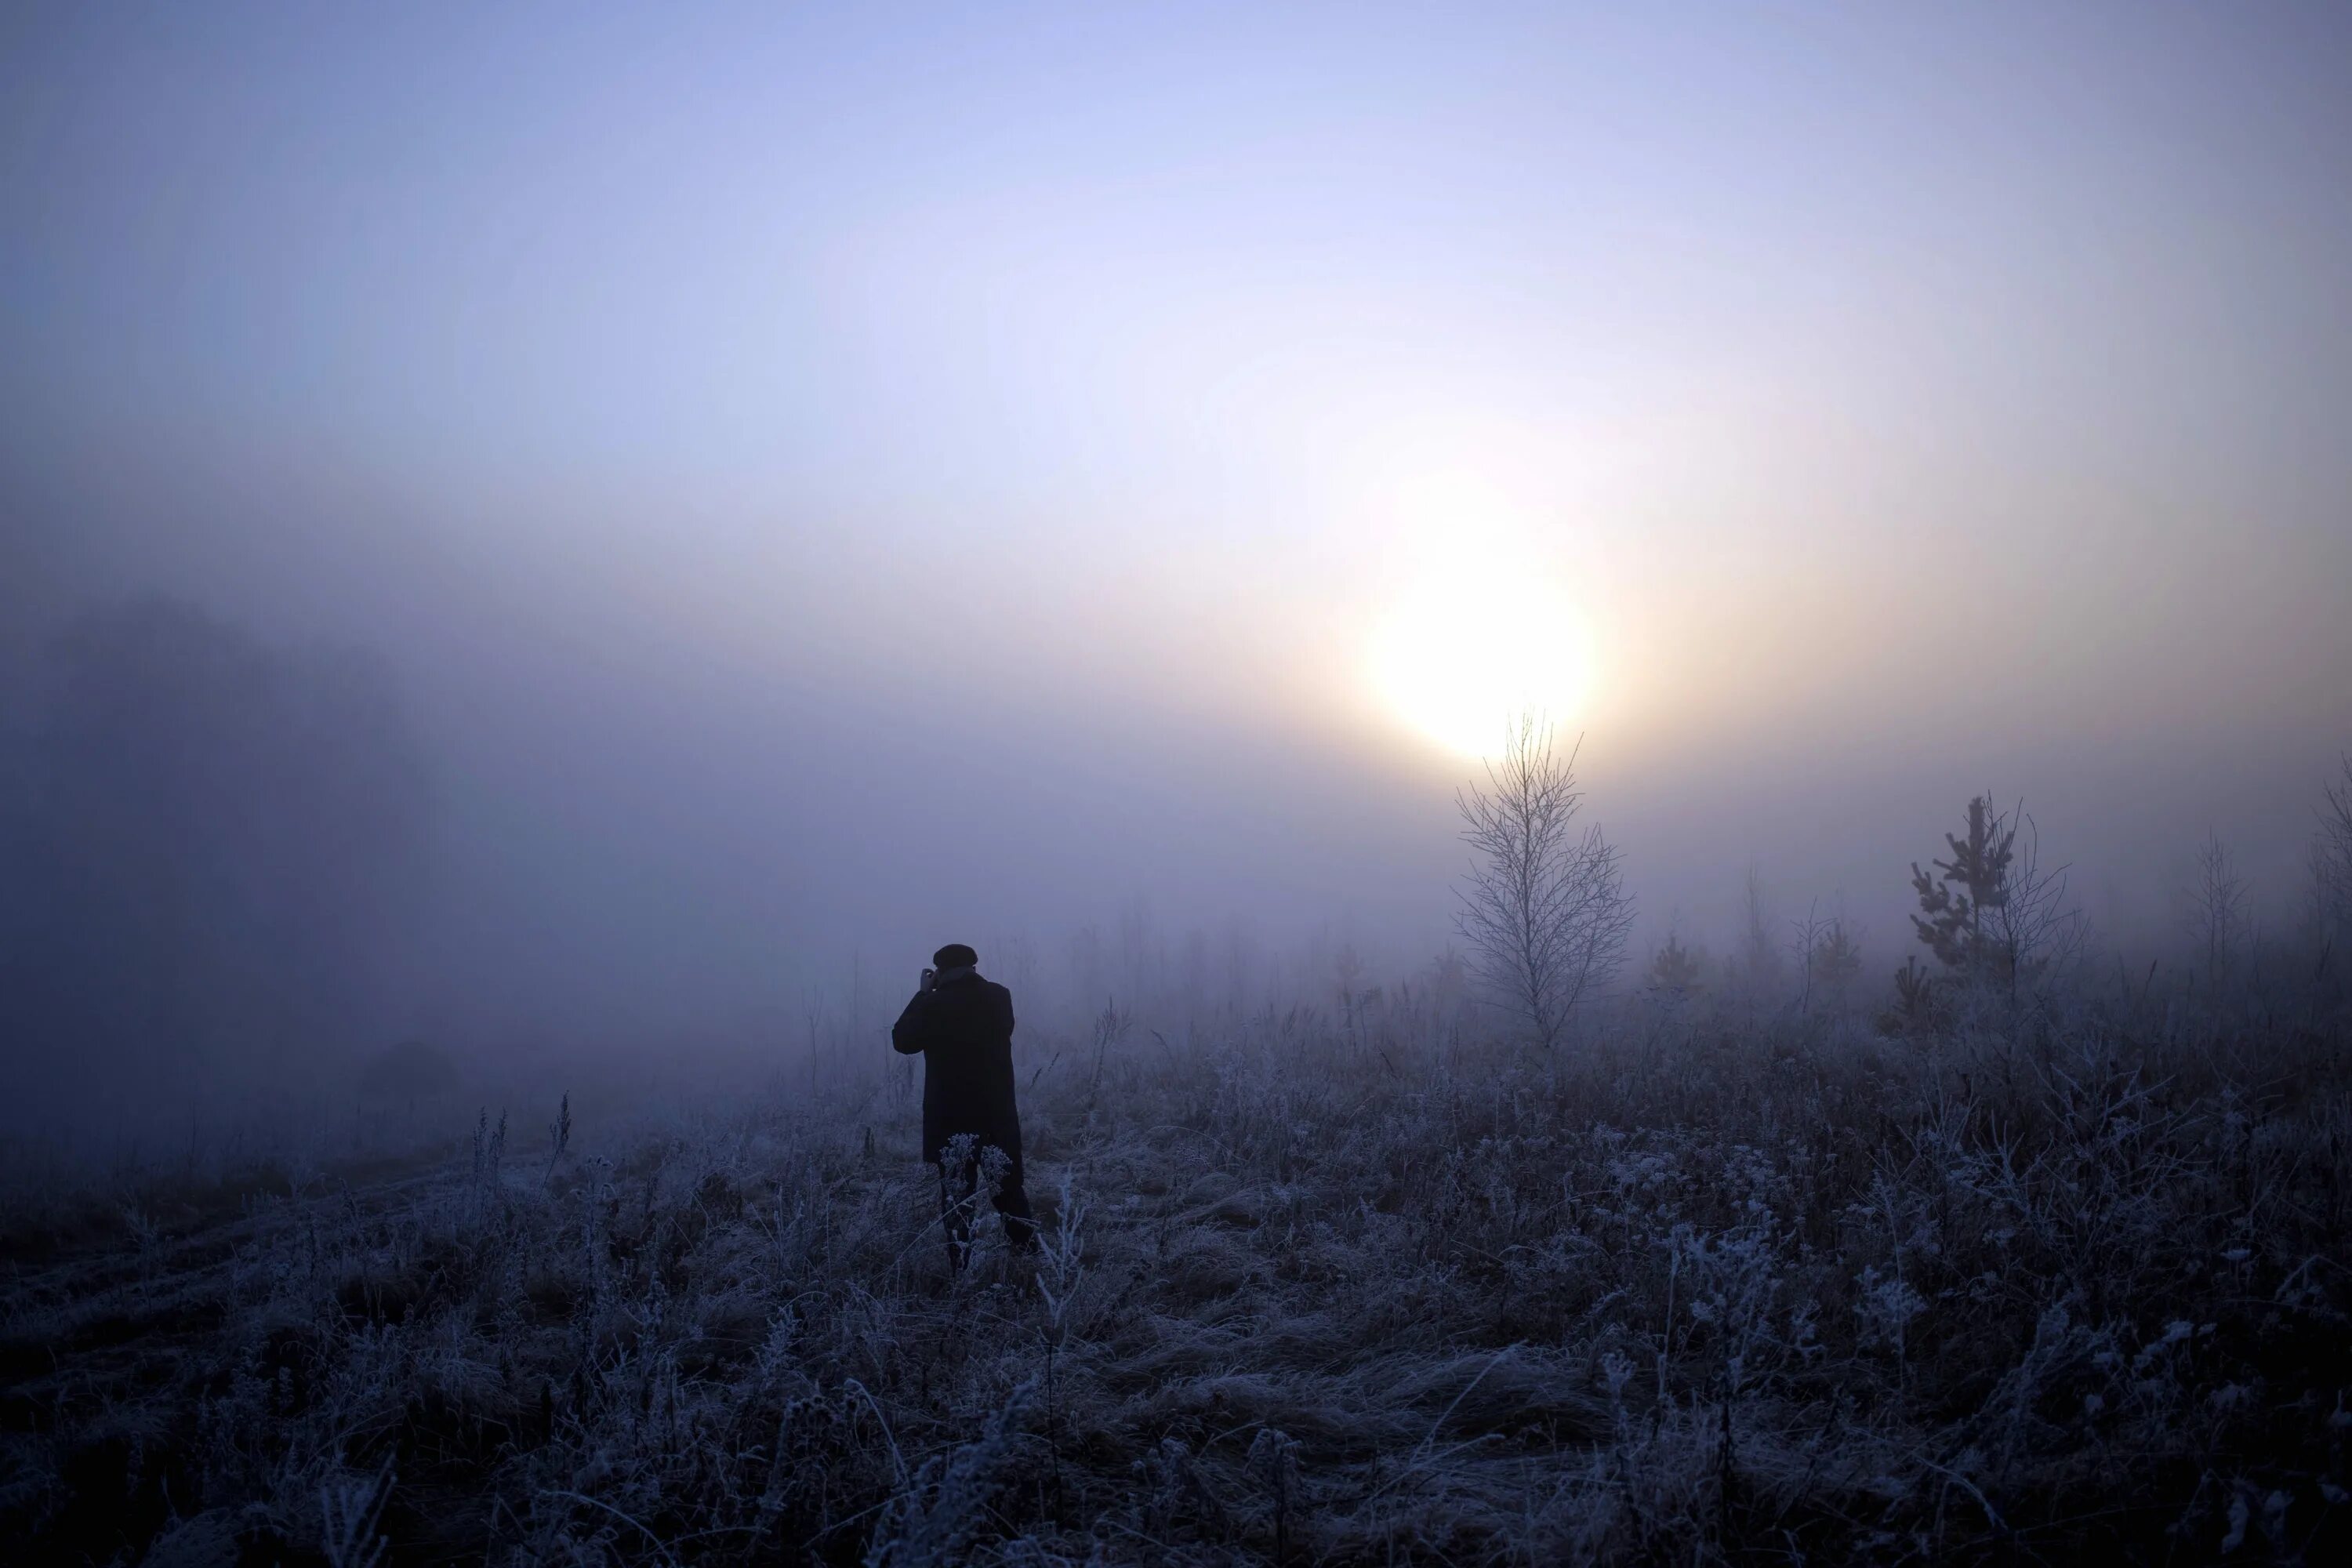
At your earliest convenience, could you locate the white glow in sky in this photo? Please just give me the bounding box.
[1370,576,1593,758]
[3,2,2349,968]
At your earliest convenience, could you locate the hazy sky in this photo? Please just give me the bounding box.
[5,3,2350,1029]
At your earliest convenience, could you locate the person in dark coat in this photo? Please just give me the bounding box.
[891,942,1036,1266]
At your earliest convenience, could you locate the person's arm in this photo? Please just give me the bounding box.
[891,990,933,1055]
[996,985,1015,1040]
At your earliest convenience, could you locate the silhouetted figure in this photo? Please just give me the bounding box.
[891,942,1036,1266]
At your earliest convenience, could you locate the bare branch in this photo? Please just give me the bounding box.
[1453,713,1635,1049]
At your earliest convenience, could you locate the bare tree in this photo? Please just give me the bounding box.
[1739,862,1784,999]
[1980,804,2088,993]
[2183,830,2251,985]
[1791,899,1864,1012]
[1454,715,1635,1050]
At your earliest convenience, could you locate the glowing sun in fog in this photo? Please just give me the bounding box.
[1370,578,1592,757]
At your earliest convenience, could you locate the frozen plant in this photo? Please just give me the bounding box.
[319,1461,394,1568]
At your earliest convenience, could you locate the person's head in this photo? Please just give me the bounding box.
[932,943,978,971]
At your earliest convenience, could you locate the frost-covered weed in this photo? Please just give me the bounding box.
[2,988,2348,1563]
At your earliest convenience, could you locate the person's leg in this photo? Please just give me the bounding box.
[939,1155,978,1271]
[992,1154,1039,1254]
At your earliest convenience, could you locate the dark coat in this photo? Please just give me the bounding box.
[891,973,1022,1168]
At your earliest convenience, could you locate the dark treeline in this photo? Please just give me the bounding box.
[7,590,2350,1156]
[0,598,432,1131]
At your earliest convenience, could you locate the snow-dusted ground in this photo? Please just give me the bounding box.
[5,989,2349,1564]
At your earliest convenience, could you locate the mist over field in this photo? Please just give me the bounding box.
[4,5,2351,1564]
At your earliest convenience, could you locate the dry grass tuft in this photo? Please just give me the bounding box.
[3,985,2349,1563]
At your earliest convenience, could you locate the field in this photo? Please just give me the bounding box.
[4,985,2350,1565]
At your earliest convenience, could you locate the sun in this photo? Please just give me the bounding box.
[1369,578,1592,757]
